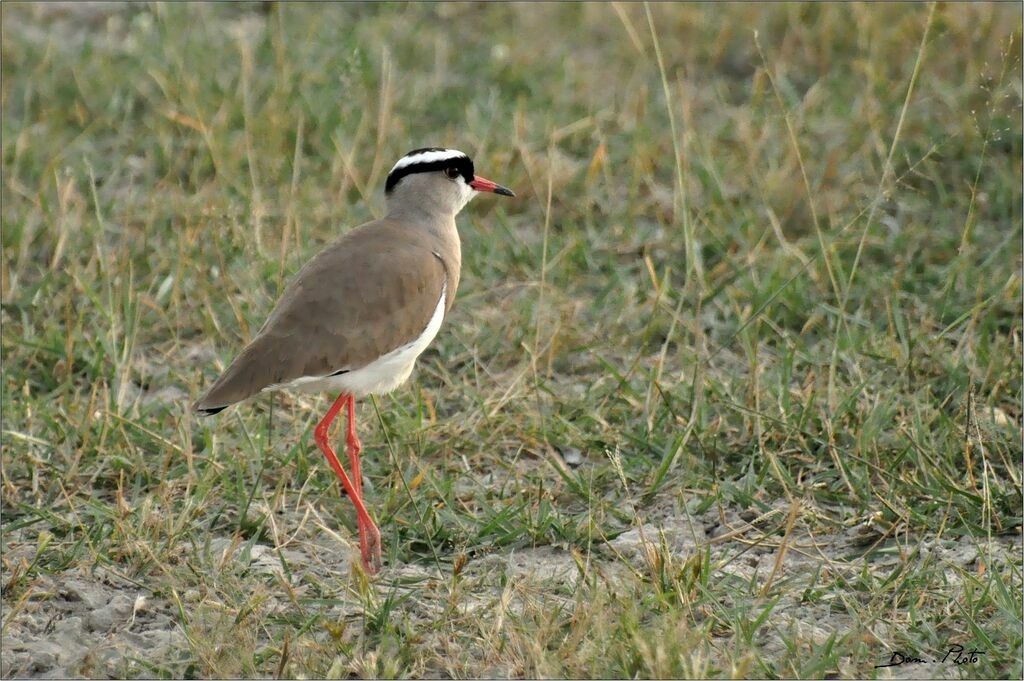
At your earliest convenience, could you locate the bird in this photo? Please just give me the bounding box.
[194,148,514,574]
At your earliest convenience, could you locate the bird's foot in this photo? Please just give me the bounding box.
[358,520,382,575]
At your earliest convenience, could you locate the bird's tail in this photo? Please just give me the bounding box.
[193,341,270,416]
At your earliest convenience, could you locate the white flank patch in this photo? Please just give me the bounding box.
[267,280,448,398]
[390,149,467,173]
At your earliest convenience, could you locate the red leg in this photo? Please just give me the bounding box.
[314,393,382,574]
[345,395,363,497]
[344,394,380,570]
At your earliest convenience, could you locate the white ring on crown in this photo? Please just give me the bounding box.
[389,149,467,174]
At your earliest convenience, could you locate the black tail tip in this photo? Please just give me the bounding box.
[195,405,228,416]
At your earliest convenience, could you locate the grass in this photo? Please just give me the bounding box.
[2,2,1022,678]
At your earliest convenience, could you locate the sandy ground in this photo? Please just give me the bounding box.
[3,502,1019,678]
[2,568,188,678]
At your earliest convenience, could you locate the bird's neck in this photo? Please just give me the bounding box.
[384,200,457,238]
[385,198,450,221]
[384,202,460,264]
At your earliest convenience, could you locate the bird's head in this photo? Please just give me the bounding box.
[384,148,514,216]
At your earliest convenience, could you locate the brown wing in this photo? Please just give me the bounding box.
[195,219,448,412]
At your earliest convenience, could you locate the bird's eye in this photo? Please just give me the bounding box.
[444,167,460,180]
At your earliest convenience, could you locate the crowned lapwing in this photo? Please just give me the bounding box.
[195,148,514,574]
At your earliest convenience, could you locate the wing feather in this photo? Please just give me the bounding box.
[195,219,449,411]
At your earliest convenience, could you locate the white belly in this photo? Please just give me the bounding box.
[268,282,447,398]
